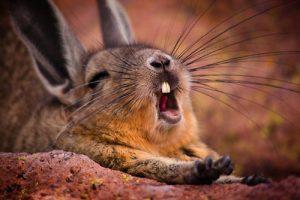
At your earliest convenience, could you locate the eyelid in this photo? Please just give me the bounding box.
[88,71,109,88]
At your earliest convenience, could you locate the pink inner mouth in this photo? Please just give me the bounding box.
[158,93,181,124]
[159,95,168,112]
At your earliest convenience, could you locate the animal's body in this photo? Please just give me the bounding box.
[0,0,267,185]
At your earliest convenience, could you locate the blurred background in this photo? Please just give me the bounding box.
[56,0,299,179]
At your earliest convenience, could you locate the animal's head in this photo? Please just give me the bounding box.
[9,0,194,132]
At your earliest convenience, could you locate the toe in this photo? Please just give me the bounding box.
[223,165,233,175]
[242,175,270,186]
[195,160,205,173]
[205,157,213,170]
[218,156,231,169]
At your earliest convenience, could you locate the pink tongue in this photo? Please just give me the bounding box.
[159,95,168,112]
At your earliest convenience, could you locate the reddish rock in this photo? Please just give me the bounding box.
[0,150,299,199]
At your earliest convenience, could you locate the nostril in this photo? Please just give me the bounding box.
[163,59,170,66]
[150,58,171,69]
[150,61,163,68]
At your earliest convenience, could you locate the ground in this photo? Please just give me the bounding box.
[0,151,299,199]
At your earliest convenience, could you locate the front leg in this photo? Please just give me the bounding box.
[56,132,232,184]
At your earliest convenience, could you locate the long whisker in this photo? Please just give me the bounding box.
[64,89,103,111]
[188,51,300,70]
[180,0,296,63]
[191,73,300,86]
[112,91,139,116]
[170,0,217,56]
[180,29,271,59]
[192,82,295,126]
[162,0,185,52]
[177,0,282,59]
[191,79,300,93]
[68,83,136,119]
[55,88,135,142]
[75,89,136,128]
[183,32,289,63]
[187,60,296,75]
[169,0,203,56]
[64,75,135,109]
[191,87,262,129]
[66,80,101,94]
[224,82,300,116]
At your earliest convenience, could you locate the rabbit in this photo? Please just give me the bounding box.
[0,0,269,185]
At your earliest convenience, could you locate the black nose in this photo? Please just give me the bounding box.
[150,56,170,70]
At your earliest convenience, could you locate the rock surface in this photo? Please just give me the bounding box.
[0,151,299,200]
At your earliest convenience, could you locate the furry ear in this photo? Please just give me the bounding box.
[97,0,135,48]
[9,0,86,104]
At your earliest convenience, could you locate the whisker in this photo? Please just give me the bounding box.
[110,69,135,76]
[66,80,101,94]
[64,76,135,109]
[64,89,103,111]
[226,82,300,116]
[192,82,295,126]
[68,83,136,119]
[181,29,270,58]
[191,73,300,86]
[183,32,289,63]
[108,51,139,68]
[55,89,135,142]
[187,60,296,75]
[177,0,282,59]
[112,92,138,116]
[191,79,300,93]
[162,0,185,52]
[188,50,300,70]
[77,89,136,128]
[180,0,296,63]
[191,87,262,129]
[171,0,217,56]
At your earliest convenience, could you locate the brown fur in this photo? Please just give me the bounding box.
[0,0,256,184]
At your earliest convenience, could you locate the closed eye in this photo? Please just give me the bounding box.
[88,70,109,88]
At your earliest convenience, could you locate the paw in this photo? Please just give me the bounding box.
[192,156,233,184]
[193,157,217,184]
[242,175,270,186]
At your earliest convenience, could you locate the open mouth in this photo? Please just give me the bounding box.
[157,84,182,124]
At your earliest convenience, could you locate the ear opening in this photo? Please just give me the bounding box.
[97,0,135,48]
[9,0,86,104]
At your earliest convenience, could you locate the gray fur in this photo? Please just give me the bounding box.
[98,0,135,47]
[9,0,85,104]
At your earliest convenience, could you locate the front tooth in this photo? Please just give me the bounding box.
[162,82,170,93]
